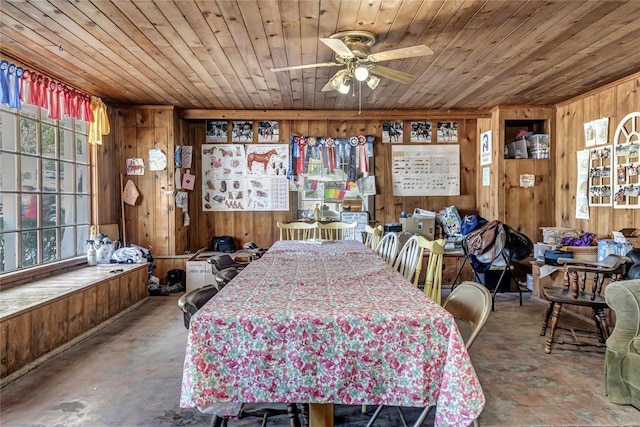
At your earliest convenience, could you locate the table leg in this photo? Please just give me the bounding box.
[309,403,334,427]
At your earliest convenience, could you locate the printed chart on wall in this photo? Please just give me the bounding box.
[391,144,460,196]
[202,144,289,211]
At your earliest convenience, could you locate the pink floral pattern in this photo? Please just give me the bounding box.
[181,240,484,427]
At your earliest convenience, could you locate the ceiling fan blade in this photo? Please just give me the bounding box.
[271,62,340,72]
[369,65,416,84]
[321,81,336,92]
[320,38,355,58]
[367,45,433,62]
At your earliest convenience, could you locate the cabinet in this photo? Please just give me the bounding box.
[478,107,554,243]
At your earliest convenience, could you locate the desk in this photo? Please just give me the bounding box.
[180,240,484,427]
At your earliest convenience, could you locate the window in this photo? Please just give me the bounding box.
[0,103,90,273]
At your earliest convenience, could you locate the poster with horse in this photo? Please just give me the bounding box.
[231,121,254,142]
[245,144,289,176]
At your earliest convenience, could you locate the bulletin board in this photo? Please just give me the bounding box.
[391,144,460,196]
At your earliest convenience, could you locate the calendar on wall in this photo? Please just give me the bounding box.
[391,144,460,196]
[613,112,640,209]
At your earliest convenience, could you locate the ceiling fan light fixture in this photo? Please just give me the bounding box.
[354,65,369,81]
[366,75,380,90]
[338,77,351,94]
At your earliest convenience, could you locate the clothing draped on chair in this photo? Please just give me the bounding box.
[317,221,358,240]
[277,221,318,240]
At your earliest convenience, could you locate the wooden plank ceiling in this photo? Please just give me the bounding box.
[1,0,639,111]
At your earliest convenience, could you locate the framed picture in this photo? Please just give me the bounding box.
[437,121,458,142]
[258,121,279,142]
[410,121,431,142]
[382,121,403,143]
[206,120,228,143]
[231,120,253,142]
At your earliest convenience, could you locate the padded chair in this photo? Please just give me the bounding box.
[317,221,358,240]
[375,232,399,266]
[177,286,302,427]
[540,254,629,354]
[215,267,239,290]
[177,285,219,329]
[207,254,249,272]
[364,225,384,250]
[366,281,491,427]
[604,279,640,410]
[393,235,424,283]
[277,221,318,240]
[415,238,447,304]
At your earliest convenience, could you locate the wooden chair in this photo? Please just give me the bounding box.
[415,238,447,304]
[277,221,318,240]
[364,225,384,250]
[317,221,358,240]
[366,281,491,427]
[393,235,424,283]
[540,254,629,354]
[375,232,399,266]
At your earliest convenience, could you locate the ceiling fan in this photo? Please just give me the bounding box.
[271,30,433,94]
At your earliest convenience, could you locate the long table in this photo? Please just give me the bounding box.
[180,240,484,427]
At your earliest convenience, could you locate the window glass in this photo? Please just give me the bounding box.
[76,133,87,163]
[0,193,17,232]
[61,226,75,259]
[42,228,58,262]
[42,159,57,192]
[60,128,74,161]
[1,110,17,151]
[0,104,90,273]
[20,117,37,154]
[41,122,56,157]
[59,161,75,193]
[22,230,38,267]
[76,164,89,193]
[21,156,39,191]
[0,152,18,191]
[1,232,19,271]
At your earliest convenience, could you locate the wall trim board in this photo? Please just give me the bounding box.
[180,109,491,121]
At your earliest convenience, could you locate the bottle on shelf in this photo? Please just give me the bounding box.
[314,204,321,221]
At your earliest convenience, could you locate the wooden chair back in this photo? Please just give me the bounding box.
[375,232,399,266]
[443,281,492,349]
[317,221,358,240]
[393,235,424,283]
[277,221,318,240]
[415,237,447,304]
[364,225,384,250]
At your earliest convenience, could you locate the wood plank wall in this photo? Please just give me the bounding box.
[182,117,478,251]
[555,73,640,236]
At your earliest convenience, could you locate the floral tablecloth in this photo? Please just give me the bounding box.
[181,240,484,427]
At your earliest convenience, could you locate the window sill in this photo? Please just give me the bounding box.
[0,257,86,289]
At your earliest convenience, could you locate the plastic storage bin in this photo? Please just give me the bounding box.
[526,134,550,159]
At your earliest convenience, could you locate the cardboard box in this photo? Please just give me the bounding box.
[401,216,435,239]
[540,227,581,245]
[185,251,217,292]
[534,243,560,261]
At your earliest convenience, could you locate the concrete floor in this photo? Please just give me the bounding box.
[1,292,639,427]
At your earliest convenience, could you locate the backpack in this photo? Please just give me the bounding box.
[210,236,236,253]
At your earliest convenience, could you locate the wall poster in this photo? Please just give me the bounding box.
[201,144,289,211]
[391,144,460,196]
[382,121,403,143]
